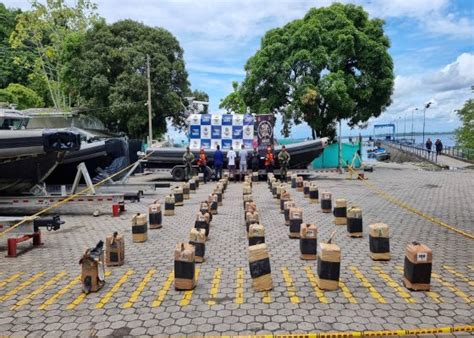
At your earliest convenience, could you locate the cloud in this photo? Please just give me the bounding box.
[187,63,245,76]
[427,53,474,91]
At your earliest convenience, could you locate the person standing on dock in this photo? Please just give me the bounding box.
[239,144,248,181]
[227,146,237,181]
[198,149,209,183]
[278,145,291,181]
[426,138,433,154]
[264,145,274,174]
[183,147,195,181]
[251,147,260,173]
[214,145,223,181]
[435,139,443,156]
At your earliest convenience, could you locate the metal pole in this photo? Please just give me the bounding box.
[146,54,153,145]
[411,109,414,144]
[338,120,342,173]
[404,114,407,139]
[422,106,426,146]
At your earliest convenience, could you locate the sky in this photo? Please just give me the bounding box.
[4,0,474,139]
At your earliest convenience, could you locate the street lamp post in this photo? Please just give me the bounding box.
[422,102,432,146]
[411,108,418,144]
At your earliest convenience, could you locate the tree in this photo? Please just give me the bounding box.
[189,89,209,114]
[219,81,246,114]
[0,83,44,109]
[236,3,394,139]
[455,96,474,149]
[0,4,33,88]
[10,0,98,110]
[65,20,190,138]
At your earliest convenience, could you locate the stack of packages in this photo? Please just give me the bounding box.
[192,175,200,189]
[189,228,206,263]
[300,224,317,260]
[309,183,319,203]
[346,207,363,237]
[271,180,279,199]
[252,171,259,182]
[248,243,273,291]
[303,181,311,198]
[208,194,218,215]
[291,174,298,189]
[79,241,106,294]
[174,243,196,290]
[369,223,390,261]
[214,186,223,206]
[245,208,260,233]
[284,200,297,226]
[403,242,432,291]
[316,232,341,291]
[148,201,162,229]
[243,193,253,210]
[333,199,347,225]
[173,186,184,207]
[131,213,148,243]
[182,182,191,200]
[320,192,332,213]
[248,223,265,246]
[106,232,124,266]
[289,207,303,239]
[195,210,211,239]
[164,194,175,216]
[189,178,196,193]
[296,176,304,192]
[280,191,291,214]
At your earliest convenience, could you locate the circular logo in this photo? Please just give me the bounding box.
[258,120,272,141]
[202,126,209,136]
[223,127,231,136]
[244,126,252,136]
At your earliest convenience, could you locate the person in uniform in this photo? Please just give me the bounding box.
[278,145,291,181]
[197,149,208,183]
[264,146,274,174]
[183,147,195,181]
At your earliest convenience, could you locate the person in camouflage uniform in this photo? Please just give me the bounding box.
[278,145,291,181]
[183,147,195,180]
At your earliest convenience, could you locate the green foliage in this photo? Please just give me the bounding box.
[189,89,209,114]
[455,98,474,149]
[0,83,44,109]
[65,19,190,138]
[0,4,33,88]
[219,81,247,114]
[236,3,394,139]
[10,0,99,109]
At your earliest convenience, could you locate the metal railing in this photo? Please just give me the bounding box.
[385,141,438,163]
[441,146,474,162]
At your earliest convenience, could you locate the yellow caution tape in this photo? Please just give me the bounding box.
[346,166,474,240]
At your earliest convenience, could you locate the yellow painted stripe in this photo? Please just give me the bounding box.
[467,265,474,272]
[11,271,67,310]
[373,266,416,303]
[262,290,272,304]
[443,265,474,287]
[395,265,441,303]
[95,270,134,309]
[281,267,300,304]
[339,280,357,304]
[303,266,328,304]
[350,266,386,303]
[66,270,112,310]
[39,275,81,310]
[235,268,244,304]
[0,272,23,289]
[207,267,222,306]
[0,272,44,302]
[432,272,472,303]
[123,269,156,309]
[179,268,200,306]
[152,270,174,307]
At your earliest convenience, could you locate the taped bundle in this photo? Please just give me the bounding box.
[321,191,332,213]
[289,207,303,238]
[316,232,340,290]
[268,176,276,191]
[182,182,190,200]
[243,184,252,196]
[148,202,162,229]
[220,178,228,190]
[245,201,257,214]
[403,242,432,291]
[199,201,210,217]
[195,211,210,238]
[174,243,196,290]
[300,224,317,260]
[271,180,279,198]
[309,184,319,203]
[173,186,184,206]
[369,223,390,261]
[189,179,196,193]
[333,199,347,225]
[245,211,260,232]
[248,243,273,291]
[79,241,105,293]
[214,189,223,206]
[280,191,291,214]
[208,194,218,215]
[164,194,175,216]
[243,194,253,209]
[296,176,304,192]
[248,223,265,246]
[303,181,310,198]
[284,200,296,226]
[291,174,298,189]
[189,228,206,263]
[245,175,252,187]
[197,172,204,183]
[132,213,148,243]
[106,232,124,266]
[192,175,199,189]
[252,171,259,182]
[346,207,363,237]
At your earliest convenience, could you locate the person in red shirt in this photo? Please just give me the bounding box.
[264,146,274,174]
[197,149,209,183]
